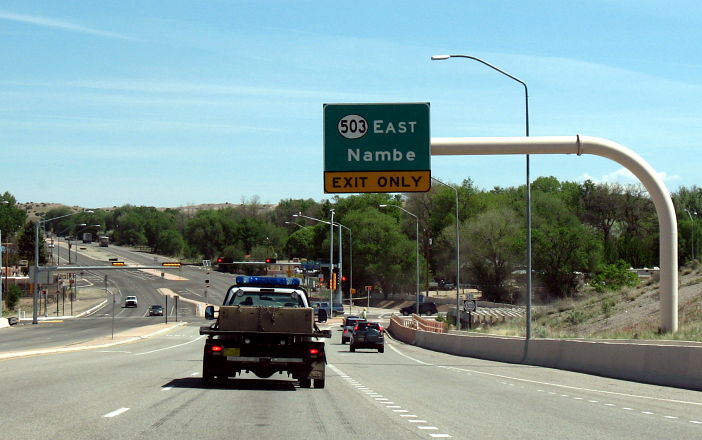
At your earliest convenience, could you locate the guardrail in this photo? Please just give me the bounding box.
[413,314,446,333]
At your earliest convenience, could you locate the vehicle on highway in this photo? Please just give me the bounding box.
[311,301,331,322]
[340,315,364,344]
[124,295,138,308]
[349,321,384,353]
[148,304,164,316]
[332,303,344,316]
[98,235,109,247]
[201,276,332,388]
[399,301,438,316]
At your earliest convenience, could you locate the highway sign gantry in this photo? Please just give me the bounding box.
[324,103,431,193]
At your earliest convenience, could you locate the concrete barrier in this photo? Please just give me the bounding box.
[389,317,702,391]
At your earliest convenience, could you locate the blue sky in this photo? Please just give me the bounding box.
[1,1,700,208]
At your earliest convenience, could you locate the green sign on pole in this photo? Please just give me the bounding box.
[324,103,431,193]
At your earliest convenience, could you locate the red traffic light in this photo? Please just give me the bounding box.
[216,257,234,264]
[265,258,277,263]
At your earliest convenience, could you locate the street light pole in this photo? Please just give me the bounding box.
[329,209,335,315]
[379,204,420,315]
[33,210,93,324]
[684,209,696,261]
[293,213,352,314]
[432,176,461,328]
[432,53,532,339]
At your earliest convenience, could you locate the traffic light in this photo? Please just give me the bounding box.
[265,258,277,264]
[331,272,338,290]
[216,257,234,264]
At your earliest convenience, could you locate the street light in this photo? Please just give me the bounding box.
[0,200,8,317]
[293,212,337,314]
[33,210,93,324]
[684,209,697,261]
[432,177,461,328]
[379,204,420,315]
[293,213,353,313]
[57,223,86,265]
[74,224,100,264]
[432,53,533,339]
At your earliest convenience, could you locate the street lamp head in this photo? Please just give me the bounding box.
[378,204,388,208]
[431,54,451,60]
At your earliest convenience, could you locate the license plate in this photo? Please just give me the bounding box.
[224,348,240,356]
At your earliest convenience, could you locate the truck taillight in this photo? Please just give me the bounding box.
[210,345,223,352]
[354,325,358,331]
[309,348,319,355]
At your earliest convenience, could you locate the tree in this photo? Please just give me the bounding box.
[532,191,602,298]
[156,230,185,256]
[17,221,46,264]
[462,207,522,302]
[344,207,417,297]
[0,192,27,237]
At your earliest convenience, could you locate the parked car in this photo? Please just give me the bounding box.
[124,295,138,308]
[350,321,384,353]
[148,304,164,316]
[340,315,364,344]
[332,303,344,316]
[399,301,438,316]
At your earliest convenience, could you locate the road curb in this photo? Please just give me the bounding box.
[0,321,187,361]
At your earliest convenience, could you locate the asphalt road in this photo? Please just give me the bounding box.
[2,318,702,439]
[3,245,701,439]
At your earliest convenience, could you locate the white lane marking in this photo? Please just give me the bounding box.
[622,407,633,411]
[134,335,204,356]
[642,411,655,415]
[690,421,702,424]
[329,364,452,437]
[98,350,132,354]
[664,416,679,419]
[162,387,173,391]
[605,403,616,407]
[103,407,130,418]
[387,340,702,407]
[191,372,199,376]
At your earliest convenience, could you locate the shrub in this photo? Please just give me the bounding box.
[4,285,22,311]
[591,260,639,293]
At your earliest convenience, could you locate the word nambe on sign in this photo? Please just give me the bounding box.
[324,103,431,194]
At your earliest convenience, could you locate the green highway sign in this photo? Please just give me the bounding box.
[323,103,431,193]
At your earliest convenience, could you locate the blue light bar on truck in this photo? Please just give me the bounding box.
[235,276,300,287]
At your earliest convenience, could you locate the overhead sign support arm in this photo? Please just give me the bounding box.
[431,135,678,333]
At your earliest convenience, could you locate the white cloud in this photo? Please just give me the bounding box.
[578,167,680,185]
[0,10,132,40]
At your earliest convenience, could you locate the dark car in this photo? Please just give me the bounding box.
[148,304,164,316]
[332,304,345,316]
[399,302,438,316]
[340,315,364,344]
[349,321,384,353]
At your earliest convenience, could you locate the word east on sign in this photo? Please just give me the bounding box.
[323,103,431,193]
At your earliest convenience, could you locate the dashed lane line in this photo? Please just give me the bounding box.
[103,407,130,418]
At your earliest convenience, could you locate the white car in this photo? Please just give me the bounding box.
[125,296,138,308]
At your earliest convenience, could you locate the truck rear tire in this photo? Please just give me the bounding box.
[314,379,325,389]
[299,378,311,388]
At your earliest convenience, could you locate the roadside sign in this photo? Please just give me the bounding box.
[464,299,477,312]
[324,103,431,193]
